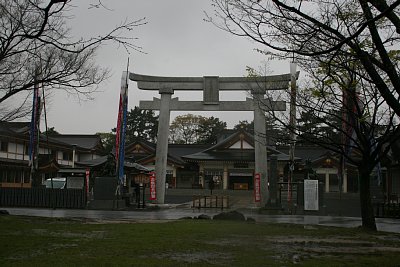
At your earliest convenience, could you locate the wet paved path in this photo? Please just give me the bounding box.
[4,207,400,233]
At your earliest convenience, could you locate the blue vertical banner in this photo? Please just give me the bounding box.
[115,71,129,190]
[29,82,40,174]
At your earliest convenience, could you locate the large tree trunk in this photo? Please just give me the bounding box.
[358,168,377,231]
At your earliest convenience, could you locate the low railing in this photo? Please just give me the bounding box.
[375,202,400,218]
[278,182,299,205]
[0,187,86,209]
[192,195,229,210]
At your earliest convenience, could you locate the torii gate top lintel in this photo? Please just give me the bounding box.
[129,72,299,91]
[130,71,298,111]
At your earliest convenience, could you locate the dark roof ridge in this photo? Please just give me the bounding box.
[201,129,254,153]
[50,134,100,137]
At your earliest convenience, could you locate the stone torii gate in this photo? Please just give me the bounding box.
[127,72,295,205]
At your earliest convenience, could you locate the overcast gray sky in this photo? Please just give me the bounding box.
[46,0,291,134]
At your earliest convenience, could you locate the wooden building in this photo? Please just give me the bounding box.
[0,122,104,188]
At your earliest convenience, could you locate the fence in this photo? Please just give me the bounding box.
[375,203,400,218]
[278,182,299,206]
[192,195,229,210]
[0,187,86,209]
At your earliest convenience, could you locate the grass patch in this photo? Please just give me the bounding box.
[1,215,400,266]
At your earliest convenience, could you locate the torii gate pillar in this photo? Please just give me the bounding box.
[154,88,173,204]
[253,96,269,206]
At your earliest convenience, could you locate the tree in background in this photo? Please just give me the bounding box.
[97,132,116,155]
[169,114,227,144]
[233,118,290,145]
[98,107,159,154]
[234,120,254,133]
[0,0,146,121]
[253,59,399,231]
[208,0,400,117]
[125,107,159,144]
[42,127,59,136]
[208,0,400,231]
[296,110,342,146]
[197,116,227,144]
[169,114,203,144]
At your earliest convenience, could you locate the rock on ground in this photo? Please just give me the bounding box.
[213,210,246,221]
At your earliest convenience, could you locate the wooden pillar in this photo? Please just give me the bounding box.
[223,163,228,190]
[325,173,330,193]
[199,163,204,188]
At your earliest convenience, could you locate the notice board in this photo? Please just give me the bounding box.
[304,179,319,211]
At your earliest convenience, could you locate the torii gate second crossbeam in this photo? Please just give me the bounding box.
[127,72,296,206]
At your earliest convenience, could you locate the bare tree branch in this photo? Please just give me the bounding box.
[0,0,146,119]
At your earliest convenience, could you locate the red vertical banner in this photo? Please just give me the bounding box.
[150,172,156,200]
[115,72,128,187]
[85,169,90,197]
[254,173,261,202]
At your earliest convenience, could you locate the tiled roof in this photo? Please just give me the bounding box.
[182,148,293,162]
[0,121,30,136]
[49,135,102,150]
[181,129,294,162]
[168,144,209,157]
[276,145,328,161]
[125,140,187,166]
[76,155,149,172]
[0,122,101,150]
[198,129,254,152]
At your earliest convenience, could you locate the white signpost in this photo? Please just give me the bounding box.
[304,179,319,211]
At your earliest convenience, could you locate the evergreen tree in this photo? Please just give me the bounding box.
[125,107,159,143]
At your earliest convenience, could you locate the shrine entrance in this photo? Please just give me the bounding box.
[126,71,297,205]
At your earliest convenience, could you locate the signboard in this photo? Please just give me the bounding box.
[149,172,156,200]
[135,174,149,184]
[304,179,319,211]
[254,173,261,202]
[230,172,253,177]
[66,176,84,189]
